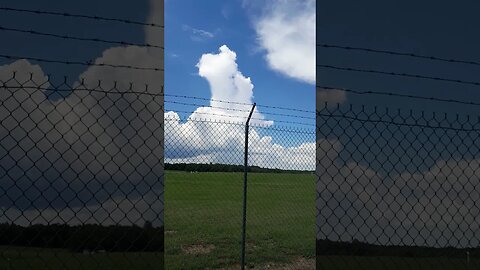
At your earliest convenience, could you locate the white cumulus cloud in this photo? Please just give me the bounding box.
[165,45,319,170]
[252,0,315,84]
[182,25,216,42]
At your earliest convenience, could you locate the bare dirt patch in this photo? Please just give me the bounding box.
[273,257,315,270]
[221,257,315,270]
[182,243,215,255]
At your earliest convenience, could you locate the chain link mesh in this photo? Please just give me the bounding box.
[0,73,164,269]
[164,116,315,269]
[316,103,480,269]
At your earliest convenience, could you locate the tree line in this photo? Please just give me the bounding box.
[0,222,163,252]
[165,162,313,174]
[317,238,480,257]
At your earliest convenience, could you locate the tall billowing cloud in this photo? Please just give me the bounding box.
[252,0,315,84]
[198,45,253,105]
[165,45,319,170]
[192,45,268,124]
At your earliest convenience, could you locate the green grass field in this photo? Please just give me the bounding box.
[0,247,164,270]
[317,256,479,270]
[164,170,315,269]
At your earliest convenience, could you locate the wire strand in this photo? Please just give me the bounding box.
[317,43,480,67]
[165,100,315,120]
[2,83,313,118]
[317,64,480,87]
[254,103,314,114]
[165,93,315,114]
[317,85,480,107]
[0,7,164,29]
[0,25,164,49]
[1,85,164,96]
[165,116,315,134]
[317,112,479,132]
[165,94,252,106]
[0,54,163,71]
[165,109,313,126]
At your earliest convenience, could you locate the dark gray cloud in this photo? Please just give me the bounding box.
[316,114,480,248]
[0,59,163,226]
[0,0,164,226]
[316,87,347,106]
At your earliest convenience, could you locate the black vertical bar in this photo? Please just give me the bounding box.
[241,103,256,270]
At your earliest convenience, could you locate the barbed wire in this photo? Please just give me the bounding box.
[317,85,480,107]
[165,94,252,106]
[1,84,164,96]
[0,7,164,29]
[317,63,480,87]
[165,100,253,112]
[165,108,313,126]
[165,116,315,134]
[317,43,480,67]
[165,94,315,114]
[0,25,164,49]
[0,53,163,71]
[2,82,310,118]
[252,123,315,134]
[256,103,314,114]
[317,112,480,132]
[165,100,315,120]
[2,77,312,119]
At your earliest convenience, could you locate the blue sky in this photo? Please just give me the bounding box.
[163,0,316,170]
[165,0,315,126]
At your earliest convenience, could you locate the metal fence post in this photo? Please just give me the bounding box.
[241,103,256,270]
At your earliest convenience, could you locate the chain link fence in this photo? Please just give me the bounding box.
[316,103,480,270]
[164,115,315,269]
[0,73,164,269]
